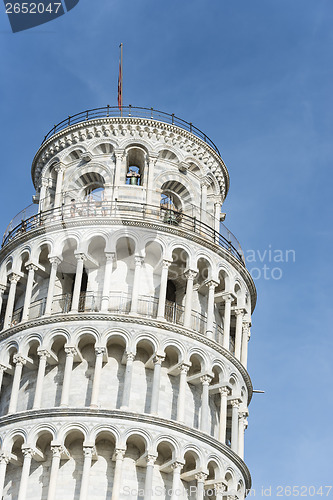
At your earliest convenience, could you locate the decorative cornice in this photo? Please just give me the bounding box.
[0,312,253,404]
[0,408,251,489]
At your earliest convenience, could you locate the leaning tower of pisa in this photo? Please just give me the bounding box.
[0,106,256,500]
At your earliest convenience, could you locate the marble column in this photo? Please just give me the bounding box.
[79,446,95,500]
[45,257,61,316]
[33,349,50,409]
[183,269,197,328]
[47,445,66,500]
[60,347,77,407]
[222,294,233,351]
[0,453,10,499]
[54,164,64,208]
[144,455,157,500]
[8,354,26,414]
[146,155,157,205]
[39,178,48,212]
[71,254,85,313]
[171,462,184,500]
[234,308,245,360]
[195,472,208,500]
[3,274,20,329]
[90,347,106,408]
[156,260,172,320]
[238,412,248,459]
[206,280,218,339]
[218,387,229,443]
[200,375,212,433]
[101,253,115,312]
[111,449,126,500]
[17,447,34,500]
[200,180,209,223]
[215,483,227,500]
[130,256,144,314]
[0,283,7,317]
[241,322,251,369]
[231,400,240,453]
[177,363,190,422]
[113,150,123,199]
[150,355,165,415]
[22,264,38,322]
[121,352,136,409]
[0,364,7,397]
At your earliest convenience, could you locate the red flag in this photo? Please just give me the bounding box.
[118,44,123,111]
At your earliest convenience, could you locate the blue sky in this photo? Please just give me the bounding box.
[1,0,333,496]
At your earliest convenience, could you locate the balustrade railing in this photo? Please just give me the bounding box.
[3,291,224,344]
[1,200,244,264]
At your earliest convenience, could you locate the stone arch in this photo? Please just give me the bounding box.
[102,328,131,350]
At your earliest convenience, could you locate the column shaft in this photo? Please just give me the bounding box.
[71,255,85,312]
[121,352,135,409]
[54,166,64,208]
[4,275,20,329]
[222,296,232,350]
[45,258,60,316]
[234,309,244,360]
[219,388,229,443]
[200,376,212,433]
[33,351,48,409]
[130,256,143,314]
[47,447,62,500]
[111,450,125,500]
[101,254,114,311]
[183,270,196,328]
[150,356,164,415]
[171,462,183,500]
[231,401,239,453]
[241,322,251,368]
[90,348,105,408]
[22,266,36,322]
[177,364,189,422]
[144,456,156,500]
[0,456,9,499]
[17,449,33,500]
[206,281,217,339]
[79,448,93,500]
[8,356,26,414]
[157,260,171,320]
[60,348,76,407]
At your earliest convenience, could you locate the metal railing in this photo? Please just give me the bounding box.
[41,105,221,155]
[1,201,244,264]
[4,291,224,344]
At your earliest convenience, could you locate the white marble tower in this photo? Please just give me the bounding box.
[0,106,256,500]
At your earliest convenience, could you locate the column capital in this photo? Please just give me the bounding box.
[215,483,227,494]
[219,386,230,397]
[201,177,211,188]
[37,348,51,361]
[206,279,219,289]
[200,374,213,385]
[25,263,39,273]
[9,273,21,284]
[0,283,7,293]
[50,445,69,459]
[126,351,136,362]
[113,448,126,461]
[22,447,34,459]
[0,452,10,465]
[13,354,27,366]
[64,346,78,357]
[134,255,144,266]
[184,268,197,280]
[162,259,172,269]
[40,177,49,188]
[243,321,251,340]
[230,399,241,409]
[153,354,165,365]
[234,307,245,317]
[49,256,62,266]
[146,454,157,466]
[178,363,191,375]
[171,461,185,471]
[114,149,124,159]
[222,293,235,304]
[74,252,86,262]
[105,252,116,262]
[83,446,96,458]
[54,163,64,174]
[95,346,107,356]
[195,471,208,483]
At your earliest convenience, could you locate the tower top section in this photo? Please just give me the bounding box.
[31,105,230,198]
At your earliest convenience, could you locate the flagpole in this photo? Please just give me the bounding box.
[120,43,123,116]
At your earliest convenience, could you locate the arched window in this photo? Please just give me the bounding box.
[160,192,182,225]
[125,147,146,186]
